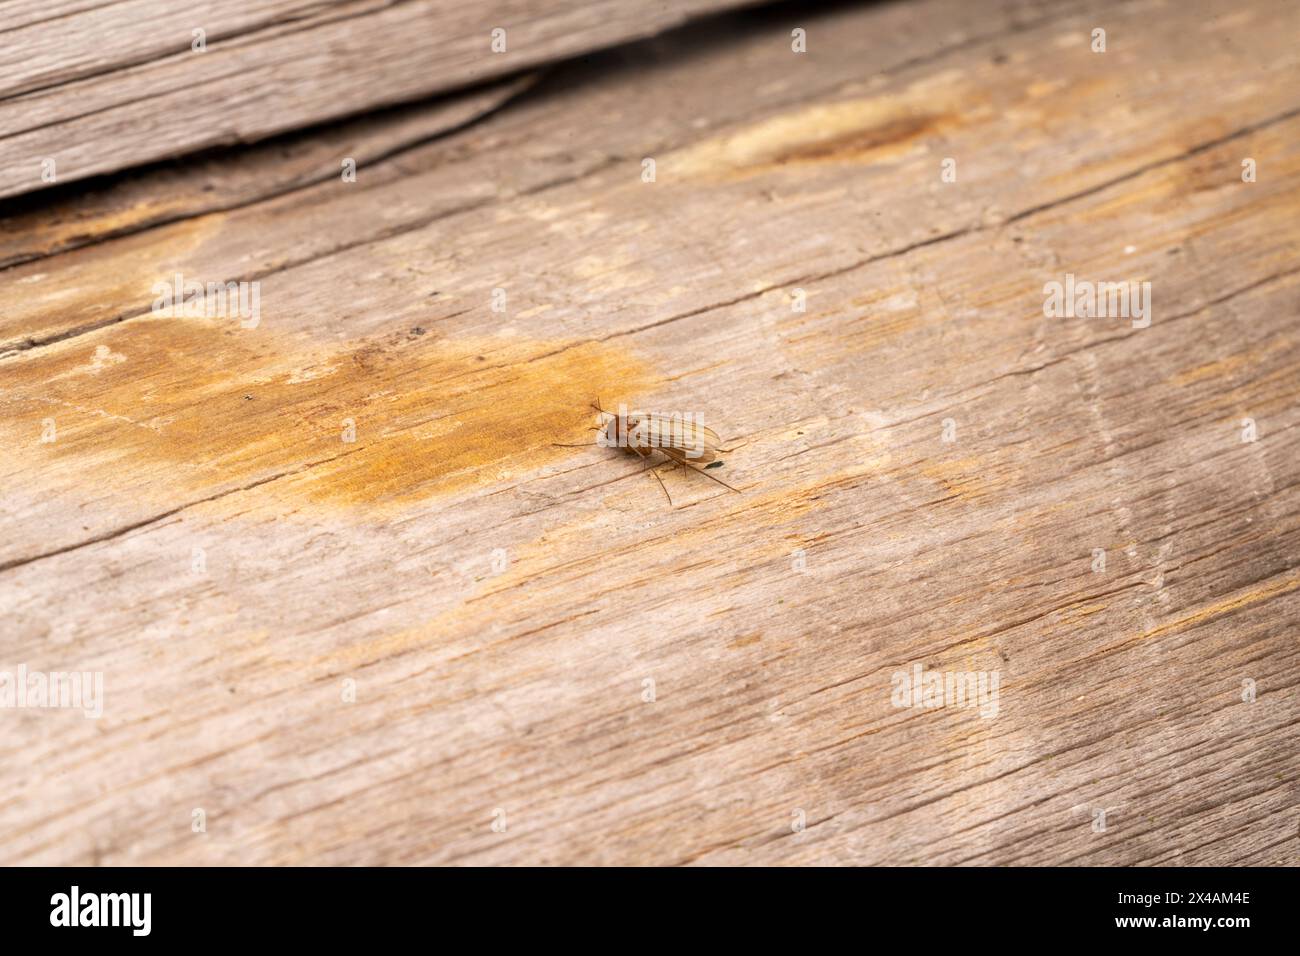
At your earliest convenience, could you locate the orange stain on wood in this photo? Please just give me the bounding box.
[915,458,999,501]
[1,317,654,513]
[1170,339,1288,389]
[671,90,971,180]
[0,215,224,351]
[1142,573,1299,641]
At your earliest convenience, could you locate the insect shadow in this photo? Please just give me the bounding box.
[554,398,742,506]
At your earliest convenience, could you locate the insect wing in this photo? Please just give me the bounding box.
[639,414,721,462]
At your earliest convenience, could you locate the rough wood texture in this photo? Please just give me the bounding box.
[0,0,757,200]
[1,0,1297,865]
[0,74,536,272]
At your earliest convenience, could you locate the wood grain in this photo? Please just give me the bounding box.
[0,0,758,200]
[0,73,537,271]
[0,0,1296,865]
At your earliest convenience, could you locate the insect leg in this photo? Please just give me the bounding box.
[553,425,606,448]
[647,461,674,506]
[627,448,673,506]
[683,459,742,494]
[661,449,740,496]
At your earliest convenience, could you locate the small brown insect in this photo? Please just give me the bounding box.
[554,399,742,505]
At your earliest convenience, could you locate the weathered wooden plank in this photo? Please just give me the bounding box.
[0,0,1296,866]
[0,1,347,96]
[0,73,535,270]
[0,1,114,33]
[0,0,758,200]
[0,0,1094,353]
